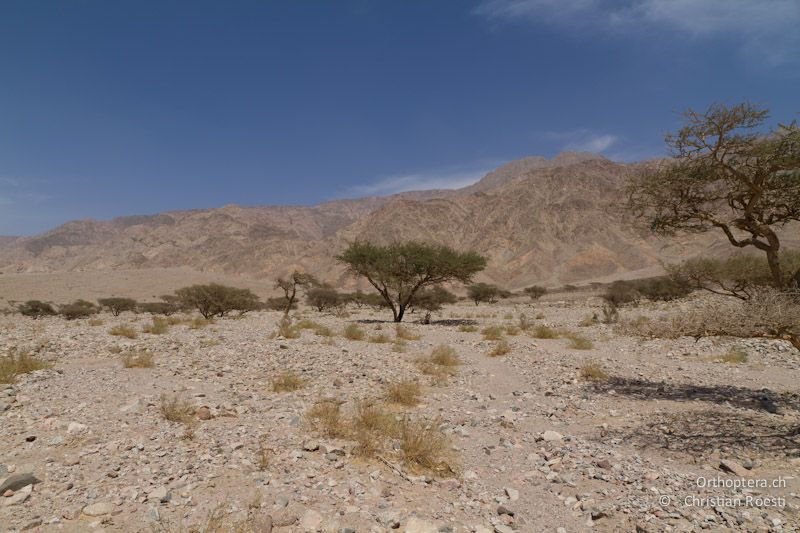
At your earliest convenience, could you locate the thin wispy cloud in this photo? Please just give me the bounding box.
[474,0,800,66]
[545,129,619,153]
[345,165,495,197]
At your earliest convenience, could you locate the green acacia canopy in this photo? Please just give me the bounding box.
[337,240,486,322]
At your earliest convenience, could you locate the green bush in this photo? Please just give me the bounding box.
[306,287,342,312]
[523,285,547,300]
[59,300,99,320]
[17,300,57,319]
[174,283,261,318]
[98,297,138,316]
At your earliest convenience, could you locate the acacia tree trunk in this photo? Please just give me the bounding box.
[765,247,784,289]
[394,305,405,322]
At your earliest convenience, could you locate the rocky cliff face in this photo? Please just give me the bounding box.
[0,153,785,288]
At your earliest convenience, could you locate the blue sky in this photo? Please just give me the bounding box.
[1,0,798,235]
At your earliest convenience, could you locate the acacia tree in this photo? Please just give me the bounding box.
[337,241,486,322]
[275,271,318,314]
[626,103,800,289]
[467,283,501,305]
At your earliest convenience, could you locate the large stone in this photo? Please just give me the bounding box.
[404,517,438,533]
[82,501,116,516]
[0,472,40,493]
[2,484,32,506]
[543,430,563,442]
[149,486,171,503]
[67,422,88,435]
[719,460,750,477]
[299,509,322,531]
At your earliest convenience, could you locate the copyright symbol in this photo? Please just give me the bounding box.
[659,495,671,506]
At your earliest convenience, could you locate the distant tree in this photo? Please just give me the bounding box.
[523,285,547,301]
[17,300,57,319]
[412,286,458,323]
[306,287,342,312]
[265,297,296,312]
[175,283,260,318]
[337,241,486,322]
[59,299,99,320]
[275,271,318,314]
[98,297,138,316]
[467,283,501,305]
[626,102,800,289]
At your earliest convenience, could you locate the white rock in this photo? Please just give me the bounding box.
[404,517,438,533]
[67,422,88,435]
[543,430,563,441]
[299,509,323,531]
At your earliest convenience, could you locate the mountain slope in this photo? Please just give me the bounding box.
[1,153,789,288]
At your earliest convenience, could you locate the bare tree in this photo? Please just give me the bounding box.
[626,102,800,288]
[275,271,318,314]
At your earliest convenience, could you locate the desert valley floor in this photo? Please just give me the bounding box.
[1,294,798,532]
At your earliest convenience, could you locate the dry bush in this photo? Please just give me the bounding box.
[314,324,335,337]
[108,345,123,354]
[532,325,559,339]
[295,319,320,330]
[578,315,598,327]
[88,318,104,327]
[391,340,407,353]
[562,331,594,350]
[143,317,169,334]
[429,345,460,366]
[481,326,505,341]
[518,314,533,331]
[0,349,52,384]
[274,316,300,339]
[710,348,749,364]
[352,400,398,437]
[305,399,348,438]
[159,394,194,424]
[368,333,391,343]
[395,324,420,340]
[254,443,273,471]
[619,288,800,349]
[385,380,422,406]
[488,339,511,356]
[504,325,520,336]
[579,361,609,381]
[458,324,478,332]
[271,372,306,392]
[343,323,365,340]
[122,351,154,368]
[188,317,214,329]
[109,325,137,339]
[503,313,514,320]
[398,418,457,476]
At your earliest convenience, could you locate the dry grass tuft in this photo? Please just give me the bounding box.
[88,318,104,327]
[343,323,365,340]
[481,326,505,341]
[395,324,421,341]
[0,349,52,384]
[314,324,336,337]
[368,333,392,344]
[254,443,273,471]
[563,331,594,350]
[579,361,609,381]
[188,317,214,329]
[122,351,154,368]
[142,317,169,334]
[504,325,520,336]
[295,319,320,330]
[429,345,460,366]
[275,316,300,339]
[271,372,306,392]
[488,339,511,356]
[458,324,478,332]
[385,380,422,406]
[159,394,194,424]
[305,399,348,438]
[532,325,559,339]
[712,348,748,364]
[398,418,457,476]
[109,325,138,339]
[391,340,407,353]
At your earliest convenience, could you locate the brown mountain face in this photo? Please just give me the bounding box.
[0,153,787,289]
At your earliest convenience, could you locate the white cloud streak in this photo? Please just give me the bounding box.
[475,0,800,65]
[346,167,493,197]
[545,129,619,153]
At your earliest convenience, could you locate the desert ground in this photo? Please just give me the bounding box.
[1,291,798,533]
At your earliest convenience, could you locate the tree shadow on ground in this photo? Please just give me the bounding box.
[602,409,800,457]
[589,377,800,413]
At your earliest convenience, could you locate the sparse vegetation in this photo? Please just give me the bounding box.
[188,317,214,329]
[532,325,558,339]
[579,361,609,381]
[0,349,52,384]
[122,351,154,368]
[142,316,169,334]
[274,315,300,339]
[429,344,460,366]
[488,339,511,356]
[467,282,503,305]
[481,325,505,341]
[109,325,138,339]
[98,297,138,316]
[159,394,195,424]
[395,324,420,340]
[458,324,478,332]
[275,271,318,314]
[523,285,547,300]
[270,372,306,392]
[337,240,486,322]
[305,399,347,438]
[17,300,57,319]
[713,349,749,364]
[385,380,422,406]
[398,418,457,476]
[368,332,391,343]
[306,286,342,312]
[343,323,365,340]
[59,299,99,320]
[175,283,260,319]
[563,331,594,349]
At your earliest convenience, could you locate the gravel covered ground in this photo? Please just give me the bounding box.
[1,296,798,532]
